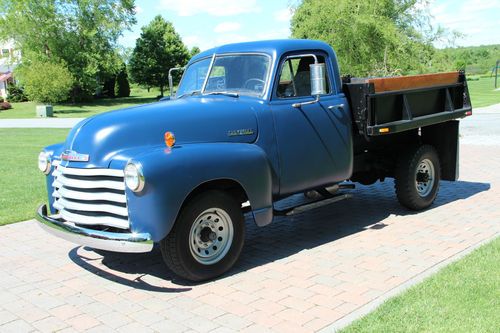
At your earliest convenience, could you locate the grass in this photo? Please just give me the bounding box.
[0,85,161,119]
[0,128,69,225]
[341,237,500,333]
[467,76,500,108]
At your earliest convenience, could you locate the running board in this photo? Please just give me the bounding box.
[274,193,353,217]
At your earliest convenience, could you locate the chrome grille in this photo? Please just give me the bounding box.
[51,161,129,229]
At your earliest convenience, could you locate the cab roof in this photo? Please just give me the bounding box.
[190,39,333,64]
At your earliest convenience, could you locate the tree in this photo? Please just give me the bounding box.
[129,16,189,96]
[291,0,443,76]
[115,63,131,97]
[0,0,136,100]
[190,46,201,58]
[15,58,73,104]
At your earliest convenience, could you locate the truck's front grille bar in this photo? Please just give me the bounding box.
[51,162,129,229]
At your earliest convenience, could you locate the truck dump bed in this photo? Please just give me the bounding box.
[343,71,472,137]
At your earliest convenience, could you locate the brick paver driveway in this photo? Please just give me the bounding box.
[1,117,499,332]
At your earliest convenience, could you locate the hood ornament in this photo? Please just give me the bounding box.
[61,150,89,162]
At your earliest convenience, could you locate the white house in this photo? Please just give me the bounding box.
[0,40,19,99]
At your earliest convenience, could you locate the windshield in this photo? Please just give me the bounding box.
[176,54,270,98]
[175,57,211,98]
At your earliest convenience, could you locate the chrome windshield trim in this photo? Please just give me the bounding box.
[200,53,216,93]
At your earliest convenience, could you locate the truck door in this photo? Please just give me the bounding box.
[270,53,352,196]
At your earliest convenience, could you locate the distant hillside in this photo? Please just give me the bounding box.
[431,44,500,75]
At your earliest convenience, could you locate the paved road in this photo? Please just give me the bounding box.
[460,103,500,145]
[0,118,84,128]
[0,142,499,332]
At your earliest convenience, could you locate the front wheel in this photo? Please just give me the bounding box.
[394,144,441,210]
[160,190,245,282]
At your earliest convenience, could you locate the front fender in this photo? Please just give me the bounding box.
[125,143,273,242]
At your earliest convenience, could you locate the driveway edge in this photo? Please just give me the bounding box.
[320,233,500,332]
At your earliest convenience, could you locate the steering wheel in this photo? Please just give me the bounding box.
[243,78,265,91]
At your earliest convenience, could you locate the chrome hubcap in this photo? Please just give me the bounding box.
[415,158,435,197]
[189,208,233,265]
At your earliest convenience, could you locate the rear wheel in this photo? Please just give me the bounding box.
[160,190,245,281]
[395,145,440,210]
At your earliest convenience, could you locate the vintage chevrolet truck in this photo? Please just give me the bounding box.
[36,40,472,281]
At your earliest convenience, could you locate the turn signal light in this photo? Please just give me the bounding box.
[164,131,176,148]
[379,127,390,133]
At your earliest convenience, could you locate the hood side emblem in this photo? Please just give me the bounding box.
[61,150,90,162]
[227,129,255,137]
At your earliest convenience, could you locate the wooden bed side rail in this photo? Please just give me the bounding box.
[365,71,460,93]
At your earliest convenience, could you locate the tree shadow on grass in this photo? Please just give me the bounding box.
[68,179,490,291]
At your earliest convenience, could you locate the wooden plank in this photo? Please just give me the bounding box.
[367,72,459,93]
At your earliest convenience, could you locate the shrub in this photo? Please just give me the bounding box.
[0,101,12,110]
[115,64,131,97]
[6,83,28,102]
[15,59,73,104]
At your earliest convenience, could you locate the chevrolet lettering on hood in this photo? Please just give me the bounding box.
[61,150,89,162]
[227,129,255,137]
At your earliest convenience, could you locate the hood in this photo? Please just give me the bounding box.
[61,96,261,168]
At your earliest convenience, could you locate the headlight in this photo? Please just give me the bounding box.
[38,151,51,175]
[124,163,145,192]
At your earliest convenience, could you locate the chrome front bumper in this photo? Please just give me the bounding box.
[36,204,154,253]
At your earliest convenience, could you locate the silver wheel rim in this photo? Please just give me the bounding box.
[189,208,234,265]
[415,158,435,197]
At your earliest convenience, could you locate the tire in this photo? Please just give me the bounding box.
[394,144,440,210]
[160,190,245,282]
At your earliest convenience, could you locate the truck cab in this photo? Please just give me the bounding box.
[36,40,471,281]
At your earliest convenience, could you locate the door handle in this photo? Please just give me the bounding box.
[328,104,344,111]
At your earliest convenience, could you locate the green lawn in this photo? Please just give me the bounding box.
[0,128,69,225]
[0,86,161,119]
[467,76,500,108]
[341,237,500,333]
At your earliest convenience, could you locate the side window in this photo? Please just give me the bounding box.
[277,55,330,98]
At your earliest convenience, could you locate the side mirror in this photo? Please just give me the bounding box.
[168,67,184,99]
[292,60,326,108]
[310,63,326,96]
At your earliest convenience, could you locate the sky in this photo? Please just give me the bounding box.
[118,0,500,51]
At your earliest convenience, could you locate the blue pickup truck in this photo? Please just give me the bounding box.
[36,40,472,281]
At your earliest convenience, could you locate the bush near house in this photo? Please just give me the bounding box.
[15,59,73,105]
